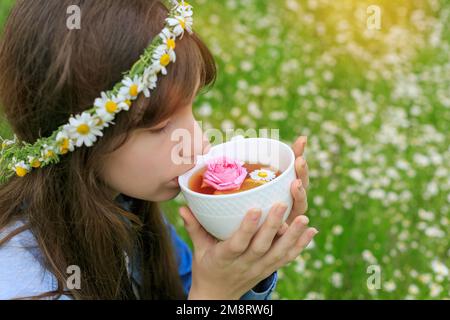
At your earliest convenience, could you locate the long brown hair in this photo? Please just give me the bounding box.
[0,0,216,299]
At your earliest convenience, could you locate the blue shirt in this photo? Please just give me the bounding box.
[0,196,277,300]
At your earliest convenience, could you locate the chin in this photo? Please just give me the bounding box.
[167,188,182,200]
[150,186,181,202]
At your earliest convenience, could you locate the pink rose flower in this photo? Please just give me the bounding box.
[202,156,248,191]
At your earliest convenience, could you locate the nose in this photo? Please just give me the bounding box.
[192,120,211,157]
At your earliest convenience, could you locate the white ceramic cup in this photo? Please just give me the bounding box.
[178,136,296,240]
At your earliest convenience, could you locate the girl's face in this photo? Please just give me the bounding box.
[101,83,209,202]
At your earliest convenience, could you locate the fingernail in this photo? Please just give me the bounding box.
[251,210,262,222]
[313,228,319,235]
[294,217,306,230]
[299,215,309,225]
[297,180,303,191]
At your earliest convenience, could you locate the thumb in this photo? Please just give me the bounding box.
[179,206,214,253]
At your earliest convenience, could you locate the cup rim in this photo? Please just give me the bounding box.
[178,137,295,199]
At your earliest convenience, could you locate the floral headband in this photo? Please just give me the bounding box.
[0,0,193,184]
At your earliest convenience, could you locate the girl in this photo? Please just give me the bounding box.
[0,0,316,300]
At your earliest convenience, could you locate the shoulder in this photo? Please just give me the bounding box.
[0,220,61,300]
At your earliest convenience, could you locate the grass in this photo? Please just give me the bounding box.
[1,0,449,299]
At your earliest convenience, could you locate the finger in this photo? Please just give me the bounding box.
[286,180,308,225]
[292,179,308,214]
[179,207,217,254]
[295,157,309,189]
[282,228,318,265]
[244,203,288,261]
[292,136,307,158]
[262,215,310,266]
[216,209,262,260]
[276,222,289,237]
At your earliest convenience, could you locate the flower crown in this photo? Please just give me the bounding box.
[0,0,193,184]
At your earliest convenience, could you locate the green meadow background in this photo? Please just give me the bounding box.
[1,0,449,299]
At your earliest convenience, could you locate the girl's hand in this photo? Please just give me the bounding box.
[283,136,310,227]
[180,204,318,300]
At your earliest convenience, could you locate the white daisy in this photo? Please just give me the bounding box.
[1,139,14,150]
[92,112,115,130]
[174,0,193,12]
[159,28,177,53]
[94,92,128,124]
[119,76,148,101]
[176,2,193,19]
[13,161,30,177]
[27,155,42,169]
[166,13,193,37]
[249,169,277,182]
[152,46,176,75]
[67,113,103,148]
[56,129,75,154]
[142,66,158,97]
[176,4,193,19]
[41,144,58,161]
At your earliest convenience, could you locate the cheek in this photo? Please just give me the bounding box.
[102,138,167,195]
[100,129,191,201]
[123,149,159,179]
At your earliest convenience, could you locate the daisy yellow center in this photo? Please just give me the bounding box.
[178,18,186,29]
[31,159,41,168]
[15,166,28,177]
[105,100,118,113]
[77,124,90,135]
[46,150,55,158]
[258,171,268,178]
[129,84,139,97]
[160,54,171,67]
[167,38,176,50]
[125,100,132,107]
[60,139,70,154]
